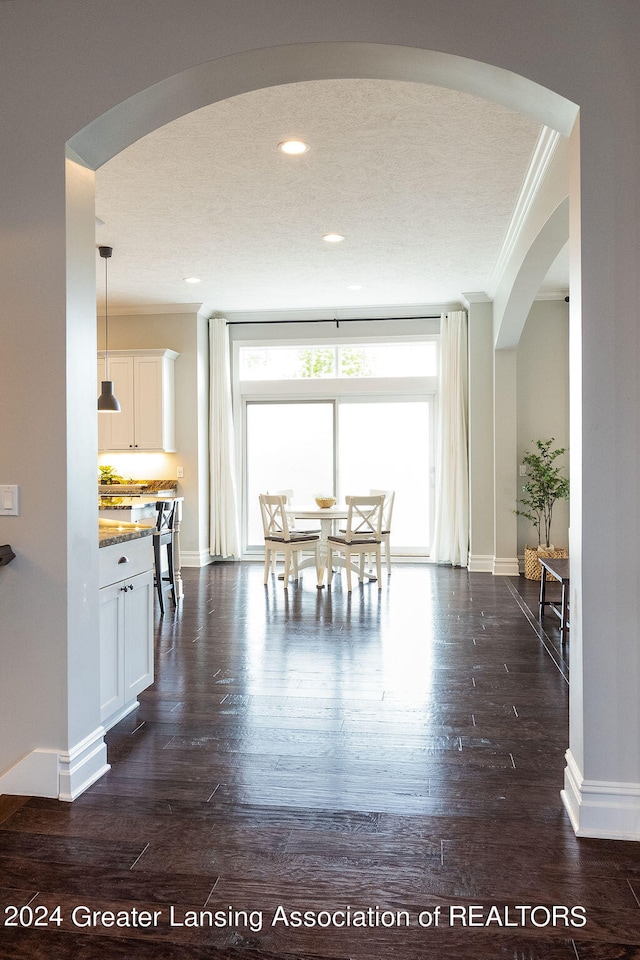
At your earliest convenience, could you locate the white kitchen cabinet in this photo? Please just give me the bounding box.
[98,349,179,452]
[99,536,154,729]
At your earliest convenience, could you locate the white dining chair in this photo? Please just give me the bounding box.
[370,488,395,575]
[326,494,384,593]
[266,490,296,572]
[259,494,322,589]
[270,488,320,536]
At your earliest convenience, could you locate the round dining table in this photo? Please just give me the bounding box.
[284,503,377,585]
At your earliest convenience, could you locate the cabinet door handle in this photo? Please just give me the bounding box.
[120,583,134,592]
[118,556,129,564]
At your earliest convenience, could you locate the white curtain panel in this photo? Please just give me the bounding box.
[209,317,241,558]
[431,310,469,566]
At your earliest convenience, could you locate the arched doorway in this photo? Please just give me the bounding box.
[3,35,591,833]
[63,39,583,819]
[69,40,577,596]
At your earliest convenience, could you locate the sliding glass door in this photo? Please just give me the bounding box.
[244,396,434,554]
[237,335,437,557]
[338,399,432,550]
[245,400,335,548]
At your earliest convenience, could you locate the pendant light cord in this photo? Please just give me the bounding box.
[99,245,113,378]
[97,245,120,412]
[104,250,109,378]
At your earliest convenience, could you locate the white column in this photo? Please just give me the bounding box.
[0,147,107,799]
[562,108,640,839]
[492,348,519,575]
[466,297,495,573]
[64,151,108,797]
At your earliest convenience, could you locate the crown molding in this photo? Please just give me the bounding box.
[534,288,569,302]
[99,302,204,317]
[460,291,491,309]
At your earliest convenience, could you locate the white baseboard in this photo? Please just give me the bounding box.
[0,749,60,798]
[492,556,520,576]
[562,749,640,840]
[0,728,109,802]
[180,549,215,567]
[468,554,494,573]
[103,699,141,733]
[386,555,431,564]
[58,728,110,802]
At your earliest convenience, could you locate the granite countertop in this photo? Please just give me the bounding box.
[98,519,154,548]
[99,495,183,510]
[98,479,181,545]
[99,496,161,509]
[99,479,177,495]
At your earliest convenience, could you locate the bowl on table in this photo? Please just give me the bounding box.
[314,496,336,509]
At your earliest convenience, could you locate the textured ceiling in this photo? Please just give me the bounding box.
[94,78,560,314]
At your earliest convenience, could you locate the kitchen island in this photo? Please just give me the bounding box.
[98,521,154,730]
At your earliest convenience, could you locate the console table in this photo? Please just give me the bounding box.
[538,556,570,643]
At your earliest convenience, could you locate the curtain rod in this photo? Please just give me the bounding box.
[226,314,442,327]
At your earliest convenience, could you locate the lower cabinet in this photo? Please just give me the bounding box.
[99,537,154,729]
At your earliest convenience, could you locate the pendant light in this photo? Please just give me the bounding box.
[97,245,121,412]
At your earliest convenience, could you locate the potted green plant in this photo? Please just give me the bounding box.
[99,464,124,485]
[516,438,570,579]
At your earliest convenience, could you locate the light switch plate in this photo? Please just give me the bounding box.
[0,485,19,516]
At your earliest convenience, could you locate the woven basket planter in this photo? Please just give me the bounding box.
[523,545,569,581]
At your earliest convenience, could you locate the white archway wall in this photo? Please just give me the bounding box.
[69,43,578,169]
[1,3,640,838]
[493,132,570,350]
[496,199,569,350]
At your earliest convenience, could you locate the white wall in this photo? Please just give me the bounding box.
[516,299,570,555]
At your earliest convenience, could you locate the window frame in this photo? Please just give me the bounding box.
[233,333,439,558]
[237,338,438,381]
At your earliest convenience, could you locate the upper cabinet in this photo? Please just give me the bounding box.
[98,349,179,452]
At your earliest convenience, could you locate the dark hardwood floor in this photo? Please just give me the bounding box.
[2,563,640,959]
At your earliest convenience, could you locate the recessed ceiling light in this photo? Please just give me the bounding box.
[278,139,309,155]
[322,233,345,243]
[347,284,363,290]
[184,276,201,284]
